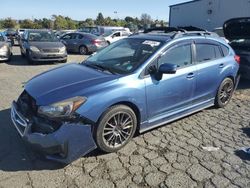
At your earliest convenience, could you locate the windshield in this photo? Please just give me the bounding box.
[28,31,59,42]
[83,38,163,75]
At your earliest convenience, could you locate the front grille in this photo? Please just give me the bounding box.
[42,49,60,53]
[17,90,37,119]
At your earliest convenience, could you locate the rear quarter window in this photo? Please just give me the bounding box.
[221,45,230,57]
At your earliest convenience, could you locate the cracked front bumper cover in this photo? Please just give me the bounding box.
[11,102,97,164]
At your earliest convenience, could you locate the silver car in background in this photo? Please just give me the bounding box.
[0,33,12,62]
[60,32,108,55]
[20,30,67,64]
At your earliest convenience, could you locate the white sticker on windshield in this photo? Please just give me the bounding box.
[143,40,160,47]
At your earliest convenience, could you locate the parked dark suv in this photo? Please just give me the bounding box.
[224,17,250,79]
[20,30,67,64]
[11,30,240,163]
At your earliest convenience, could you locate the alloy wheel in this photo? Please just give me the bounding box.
[219,80,234,105]
[102,112,134,148]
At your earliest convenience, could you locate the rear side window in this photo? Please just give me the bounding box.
[221,45,229,57]
[196,44,223,63]
[77,34,84,39]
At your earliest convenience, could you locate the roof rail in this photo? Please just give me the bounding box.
[171,31,218,39]
[143,27,186,34]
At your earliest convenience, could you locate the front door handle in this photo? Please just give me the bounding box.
[219,63,224,68]
[187,73,195,79]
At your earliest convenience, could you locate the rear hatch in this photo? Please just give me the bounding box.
[224,17,250,50]
[224,17,250,67]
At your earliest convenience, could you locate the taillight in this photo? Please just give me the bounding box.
[234,55,240,64]
[92,39,102,46]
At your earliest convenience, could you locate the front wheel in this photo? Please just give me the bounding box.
[95,105,137,153]
[215,78,235,108]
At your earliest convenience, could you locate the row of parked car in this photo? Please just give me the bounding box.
[0,28,132,64]
[1,29,131,64]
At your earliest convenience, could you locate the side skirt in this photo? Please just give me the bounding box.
[140,99,214,133]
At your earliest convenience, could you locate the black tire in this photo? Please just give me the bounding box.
[61,59,67,63]
[21,51,25,58]
[26,50,34,65]
[79,46,88,55]
[215,78,234,108]
[94,105,137,153]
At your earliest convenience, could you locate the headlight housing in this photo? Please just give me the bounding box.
[0,45,8,52]
[38,96,87,118]
[30,46,40,52]
[59,46,66,53]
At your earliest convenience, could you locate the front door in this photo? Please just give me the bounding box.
[144,41,196,124]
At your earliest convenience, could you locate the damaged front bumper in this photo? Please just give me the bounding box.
[10,102,97,163]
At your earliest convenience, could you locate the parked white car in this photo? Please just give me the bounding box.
[103,30,131,44]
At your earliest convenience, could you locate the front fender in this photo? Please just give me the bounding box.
[76,83,147,124]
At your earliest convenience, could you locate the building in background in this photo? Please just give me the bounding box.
[169,0,250,31]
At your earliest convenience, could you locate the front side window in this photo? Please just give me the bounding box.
[62,34,71,40]
[158,44,192,68]
[83,38,163,74]
[113,32,121,37]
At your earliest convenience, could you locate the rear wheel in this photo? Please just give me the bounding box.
[215,78,234,108]
[95,105,137,153]
[79,46,88,55]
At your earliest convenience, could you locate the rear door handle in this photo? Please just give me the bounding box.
[187,73,195,79]
[219,63,224,68]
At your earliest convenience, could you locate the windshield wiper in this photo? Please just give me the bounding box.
[85,63,117,75]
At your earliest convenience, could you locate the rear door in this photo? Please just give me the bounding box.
[144,41,196,123]
[193,40,225,104]
[61,33,77,52]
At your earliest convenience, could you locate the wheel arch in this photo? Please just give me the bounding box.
[94,101,141,132]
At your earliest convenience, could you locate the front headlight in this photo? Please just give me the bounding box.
[0,45,8,52]
[38,96,87,118]
[30,46,40,52]
[59,46,66,53]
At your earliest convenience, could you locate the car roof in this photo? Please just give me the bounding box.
[63,31,98,38]
[129,33,172,42]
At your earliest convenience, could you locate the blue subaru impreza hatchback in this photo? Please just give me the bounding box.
[11,30,240,163]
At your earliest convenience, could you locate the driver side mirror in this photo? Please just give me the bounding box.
[149,63,177,81]
[159,63,177,74]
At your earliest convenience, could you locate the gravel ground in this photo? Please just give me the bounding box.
[0,47,250,188]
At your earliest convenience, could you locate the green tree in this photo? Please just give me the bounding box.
[53,15,68,30]
[20,19,36,29]
[125,16,134,23]
[95,13,105,26]
[0,20,3,29]
[2,17,17,28]
[65,16,77,29]
[41,18,52,29]
[141,13,152,28]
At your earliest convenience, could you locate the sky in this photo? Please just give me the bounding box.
[0,0,189,21]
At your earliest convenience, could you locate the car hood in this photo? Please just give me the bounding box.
[25,63,118,105]
[223,17,250,41]
[29,41,64,49]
